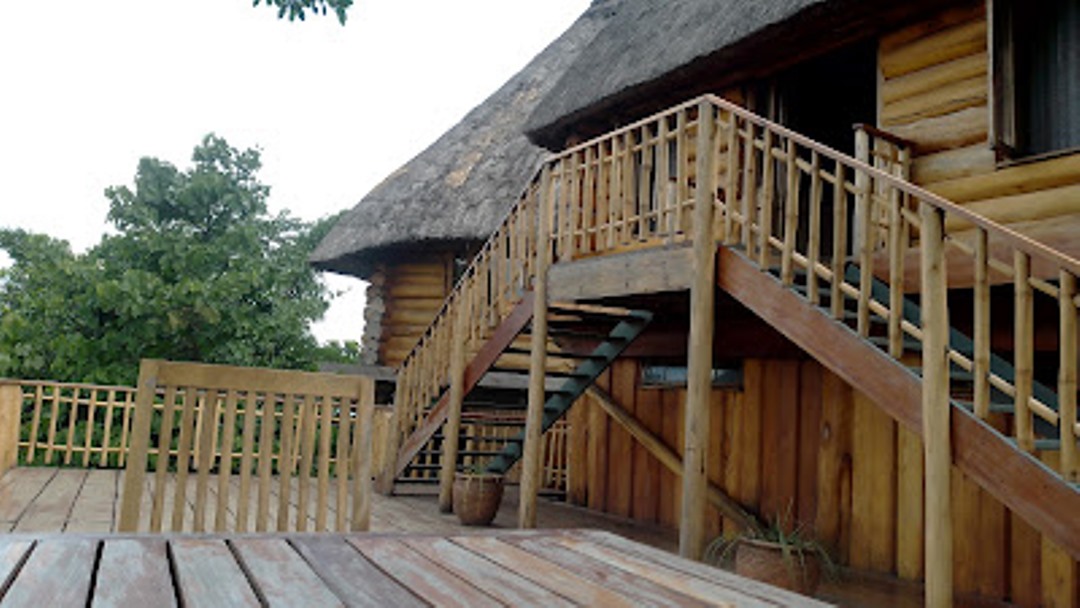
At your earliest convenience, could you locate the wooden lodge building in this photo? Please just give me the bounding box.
[314,0,1080,605]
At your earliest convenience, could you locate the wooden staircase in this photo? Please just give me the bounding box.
[381,94,1080,564]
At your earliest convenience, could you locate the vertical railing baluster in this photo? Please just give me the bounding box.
[1060,270,1078,481]
[741,122,757,255]
[855,129,872,337]
[780,138,798,285]
[723,112,739,244]
[807,151,822,306]
[887,167,905,358]
[1014,251,1034,452]
[973,229,991,419]
[757,129,774,269]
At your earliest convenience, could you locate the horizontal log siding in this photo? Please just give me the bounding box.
[880,3,1080,265]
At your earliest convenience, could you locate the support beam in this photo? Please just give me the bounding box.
[920,203,952,608]
[437,296,469,512]
[519,166,553,529]
[586,386,760,532]
[680,100,717,559]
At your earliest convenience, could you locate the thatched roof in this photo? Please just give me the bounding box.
[311,0,623,279]
[524,0,954,149]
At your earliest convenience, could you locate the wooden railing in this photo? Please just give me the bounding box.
[5,380,136,468]
[390,184,541,459]
[119,360,376,533]
[393,94,1080,487]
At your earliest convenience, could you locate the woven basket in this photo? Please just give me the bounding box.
[734,538,822,596]
[452,473,504,526]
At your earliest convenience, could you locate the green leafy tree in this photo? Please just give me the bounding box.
[0,134,345,385]
[253,0,353,25]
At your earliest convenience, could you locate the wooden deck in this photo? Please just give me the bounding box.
[0,529,832,607]
[0,467,676,549]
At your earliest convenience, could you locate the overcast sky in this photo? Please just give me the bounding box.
[0,0,590,343]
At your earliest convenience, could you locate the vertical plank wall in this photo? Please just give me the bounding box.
[563,357,1077,606]
[882,2,1080,263]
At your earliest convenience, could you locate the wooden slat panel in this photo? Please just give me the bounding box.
[348,537,501,608]
[759,360,799,525]
[171,539,260,608]
[93,539,176,608]
[2,538,95,607]
[633,375,662,524]
[403,537,575,606]
[231,538,343,608]
[290,536,424,608]
[607,360,634,517]
[796,361,822,529]
[587,371,610,513]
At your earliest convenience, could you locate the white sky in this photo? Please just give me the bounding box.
[0,0,590,343]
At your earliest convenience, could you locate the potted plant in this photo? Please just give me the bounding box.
[705,510,834,596]
[452,466,504,526]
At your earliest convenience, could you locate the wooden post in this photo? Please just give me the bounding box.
[1058,271,1077,481]
[919,202,952,607]
[854,128,872,337]
[973,229,991,419]
[375,368,406,495]
[438,298,469,512]
[680,99,717,560]
[1014,251,1034,452]
[519,164,553,529]
[0,383,21,479]
[119,359,160,532]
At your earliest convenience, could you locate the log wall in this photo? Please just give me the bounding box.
[879,2,1080,262]
[565,357,1078,606]
[369,254,457,368]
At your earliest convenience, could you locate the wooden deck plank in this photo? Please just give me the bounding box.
[0,539,34,596]
[576,530,833,607]
[2,538,96,607]
[0,468,56,528]
[290,536,424,608]
[66,468,118,532]
[170,539,260,608]
[12,468,86,532]
[452,535,639,607]
[505,532,713,607]
[348,536,502,608]
[231,538,343,608]
[94,538,176,607]
[403,536,576,607]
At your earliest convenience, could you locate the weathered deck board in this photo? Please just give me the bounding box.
[290,535,425,608]
[231,538,344,608]
[171,539,260,608]
[1,538,95,607]
[348,536,503,608]
[94,538,176,608]
[11,469,86,532]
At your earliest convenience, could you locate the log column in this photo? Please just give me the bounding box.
[519,165,554,529]
[920,202,952,607]
[680,100,717,559]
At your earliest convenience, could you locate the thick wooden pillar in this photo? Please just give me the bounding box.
[920,203,952,607]
[519,165,553,529]
[680,100,717,559]
[0,383,21,479]
[438,298,469,512]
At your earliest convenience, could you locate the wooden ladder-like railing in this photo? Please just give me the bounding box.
[385,94,1079,559]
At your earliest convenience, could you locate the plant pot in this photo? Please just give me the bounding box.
[452,472,504,526]
[735,537,822,596]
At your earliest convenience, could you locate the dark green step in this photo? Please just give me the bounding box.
[485,310,653,475]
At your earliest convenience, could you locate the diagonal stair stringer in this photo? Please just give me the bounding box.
[716,246,1080,559]
[385,293,535,487]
